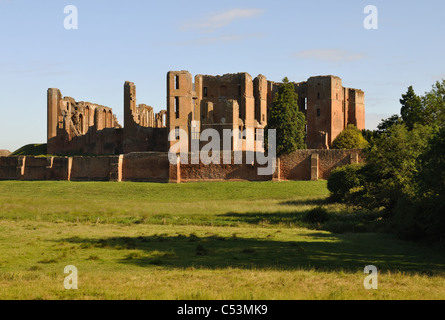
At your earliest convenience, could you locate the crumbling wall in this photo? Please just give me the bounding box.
[123,81,168,154]
[268,76,365,150]
[347,88,366,130]
[167,71,267,154]
[47,88,123,155]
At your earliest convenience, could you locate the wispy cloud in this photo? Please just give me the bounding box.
[294,49,367,62]
[169,33,264,46]
[181,8,264,33]
[5,62,70,77]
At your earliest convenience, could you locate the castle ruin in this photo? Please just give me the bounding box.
[47,71,365,155]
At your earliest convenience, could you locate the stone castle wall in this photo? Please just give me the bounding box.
[47,71,365,156]
[0,149,363,183]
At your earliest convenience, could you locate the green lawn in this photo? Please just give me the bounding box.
[0,181,444,300]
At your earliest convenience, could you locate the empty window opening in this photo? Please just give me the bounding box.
[191,121,200,141]
[238,85,242,97]
[108,110,113,127]
[203,87,208,97]
[175,97,180,119]
[79,114,83,133]
[317,108,321,117]
[318,92,320,100]
[175,75,179,90]
[304,98,308,110]
[103,109,107,128]
[175,126,180,140]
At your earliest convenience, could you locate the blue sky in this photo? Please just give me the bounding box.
[0,0,444,151]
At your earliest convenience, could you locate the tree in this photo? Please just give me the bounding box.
[418,126,445,198]
[361,129,377,143]
[331,124,369,149]
[353,124,433,211]
[422,80,445,128]
[329,80,445,241]
[400,86,423,130]
[266,77,306,155]
[376,114,403,134]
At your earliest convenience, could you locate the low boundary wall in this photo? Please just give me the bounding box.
[0,150,363,183]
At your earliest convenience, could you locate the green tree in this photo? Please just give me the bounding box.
[331,124,369,149]
[418,126,445,197]
[266,77,306,155]
[422,80,445,128]
[376,114,403,134]
[329,80,445,241]
[400,86,423,130]
[361,129,377,143]
[392,126,445,241]
[355,124,433,211]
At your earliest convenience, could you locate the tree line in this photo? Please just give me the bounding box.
[328,80,445,242]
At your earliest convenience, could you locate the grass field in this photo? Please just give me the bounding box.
[0,180,444,300]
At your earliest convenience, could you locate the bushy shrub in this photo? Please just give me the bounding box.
[303,207,330,224]
[393,127,445,241]
[327,164,365,202]
[332,125,369,150]
[329,81,445,242]
[359,124,433,211]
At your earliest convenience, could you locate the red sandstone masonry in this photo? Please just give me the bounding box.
[179,152,274,182]
[122,152,170,182]
[0,150,364,182]
[0,156,24,180]
[317,149,362,180]
[23,157,49,180]
[70,156,119,181]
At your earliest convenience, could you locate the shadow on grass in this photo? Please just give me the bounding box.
[279,198,329,207]
[60,232,445,275]
[219,206,385,234]
[220,211,308,226]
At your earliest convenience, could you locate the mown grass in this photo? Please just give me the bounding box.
[0,181,444,300]
[0,181,331,226]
